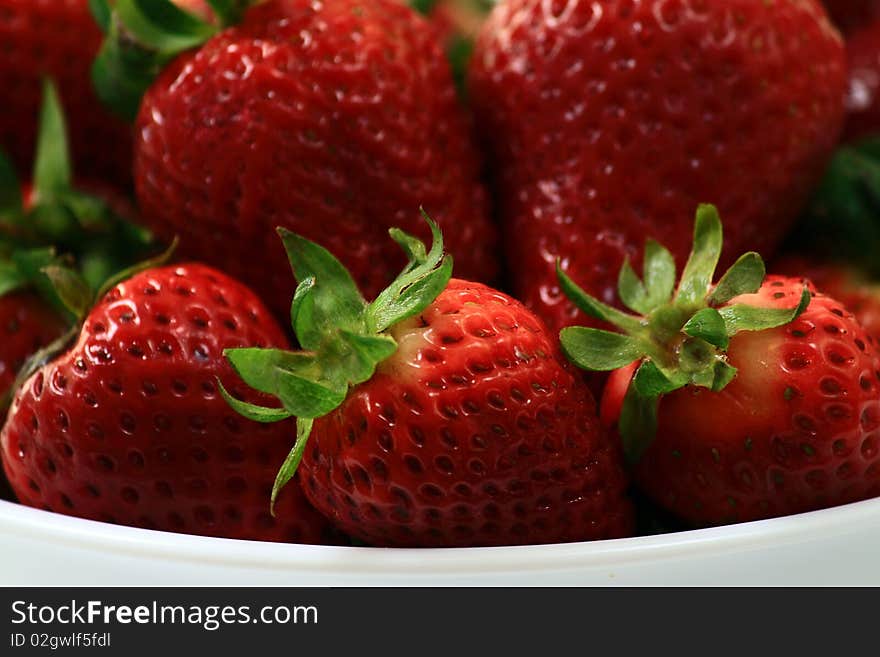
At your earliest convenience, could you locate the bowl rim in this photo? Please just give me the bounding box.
[2,495,879,576]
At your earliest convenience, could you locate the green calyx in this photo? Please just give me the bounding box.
[787,135,880,276]
[91,0,256,121]
[0,79,155,323]
[222,212,453,511]
[558,204,810,465]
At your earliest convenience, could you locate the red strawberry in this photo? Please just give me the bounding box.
[0,0,132,187]
[469,0,846,335]
[97,0,497,323]
[824,0,880,33]
[223,218,633,547]
[773,255,880,343]
[0,293,66,406]
[560,205,880,526]
[844,19,880,142]
[0,263,334,543]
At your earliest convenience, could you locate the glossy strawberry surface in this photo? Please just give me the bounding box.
[0,0,132,187]
[603,276,880,526]
[844,19,880,141]
[470,0,846,334]
[0,293,66,407]
[300,279,633,547]
[134,0,497,321]
[774,255,880,343]
[1,264,334,543]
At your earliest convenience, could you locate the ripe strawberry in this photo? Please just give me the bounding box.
[560,205,880,526]
[823,0,880,33]
[96,0,497,322]
[773,255,880,344]
[844,19,880,142]
[0,0,132,187]
[223,218,633,547]
[0,293,66,407]
[469,0,846,335]
[0,263,335,543]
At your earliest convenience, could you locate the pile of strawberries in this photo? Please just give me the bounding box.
[0,0,878,548]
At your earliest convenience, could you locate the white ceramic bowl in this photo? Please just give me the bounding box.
[1,496,879,585]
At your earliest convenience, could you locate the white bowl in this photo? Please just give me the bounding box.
[2,496,879,585]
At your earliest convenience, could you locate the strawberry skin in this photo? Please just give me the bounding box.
[603,276,880,526]
[773,255,880,344]
[0,293,66,407]
[0,0,132,187]
[0,293,61,502]
[470,0,846,334]
[0,264,334,543]
[134,0,497,322]
[844,19,880,142]
[300,279,633,547]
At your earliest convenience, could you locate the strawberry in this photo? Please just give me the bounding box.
[823,0,880,33]
[0,80,158,502]
[223,217,633,547]
[773,255,880,344]
[94,0,497,323]
[0,263,335,543]
[469,0,846,335]
[0,290,66,503]
[560,205,880,526]
[0,0,132,187]
[844,19,880,142]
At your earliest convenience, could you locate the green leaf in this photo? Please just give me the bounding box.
[709,252,765,306]
[225,348,346,418]
[338,332,398,384]
[217,381,294,423]
[683,307,729,349]
[41,265,93,321]
[789,137,880,276]
[719,287,811,336]
[92,31,161,121]
[559,327,646,371]
[389,227,429,268]
[89,0,112,32]
[115,0,217,53]
[370,257,452,333]
[711,360,737,392]
[270,418,313,514]
[641,240,676,310]
[675,204,723,307]
[278,228,366,339]
[410,0,439,14]
[367,214,451,333]
[619,380,660,465]
[290,275,316,326]
[617,258,648,314]
[0,150,23,222]
[0,261,28,297]
[447,34,475,100]
[631,359,687,397]
[557,262,645,335]
[33,80,72,200]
